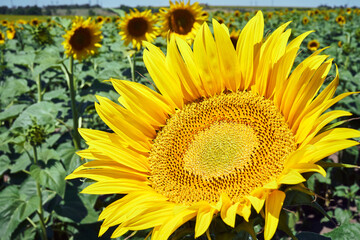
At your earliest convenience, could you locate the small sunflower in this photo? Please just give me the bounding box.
[119,9,159,50]
[234,10,241,17]
[346,8,352,15]
[302,16,309,25]
[67,11,360,240]
[30,18,40,27]
[229,29,241,48]
[6,26,16,40]
[336,15,346,25]
[96,16,104,23]
[62,16,103,61]
[159,0,207,42]
[1,20,8,26]
[338,40,342,48]
[307,39,320,51]
[0,31,5,44]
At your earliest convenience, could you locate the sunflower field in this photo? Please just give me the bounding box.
[1,2,360,240]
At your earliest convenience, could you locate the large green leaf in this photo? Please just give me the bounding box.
[30,160,66,198]
[0,185,39,240]
[10,101,58,130]
[324,222,360,240]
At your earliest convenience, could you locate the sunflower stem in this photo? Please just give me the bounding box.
[128,51,136,81]
[62,56,81,150]
[35,73,42,102]
[32,146,47,240]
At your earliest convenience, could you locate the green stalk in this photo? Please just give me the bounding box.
[35,73,42,102]
[62,57,81,149]
[127,51,136,81]
[32,146,47,240]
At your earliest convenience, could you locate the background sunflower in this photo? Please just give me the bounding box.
[158,0,208,41]
[119,9,159,50]
[62,16,103,61]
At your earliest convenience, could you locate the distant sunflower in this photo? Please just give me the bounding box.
[0,31,5,44]
[302,16,309,25]
[30,18,40,27]
[6,26,16,40]
[346,8,352,15]
[96,16,104,23]
[229,29,241,48]
[1,20,8,26]
[62,16,103,61]
[159,0,207,41]
[307,39,320,51]
[67,11,360,240]
[234,10,241,17]
[119,9,159,50]
[336,15,346,25]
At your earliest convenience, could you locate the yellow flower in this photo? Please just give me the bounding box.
[230,29,241,48]
[346,8,352,15]
[0,31,5,44]
[62,17,103,61]
[119,9,159,50]
[96,16,104,23]
[307,39,320,51]
[6,26,16,40]
[159,0,207,42]
[30,18,40,26]
[234,10,241,17]
[67,11,360,240]
[338,40,342,48]
[336,15,346,25]
[302,16,309,25]
[1,20,8,26]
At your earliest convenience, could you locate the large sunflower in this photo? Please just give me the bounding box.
[159,0,208,41]
[66,12,360,240]
[119,9,159,50]
[62,16,102,61]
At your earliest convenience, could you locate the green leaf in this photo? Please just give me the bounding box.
[53,183,98,224]
[30,160,66,198]
[0,185,39,240]
[324,222,360,240]
[284,190,334,224]
[0,104,28,121]
[10,153,31,173]
[0,155,11,175]
[10,101,58,130]
[296,232,331,240]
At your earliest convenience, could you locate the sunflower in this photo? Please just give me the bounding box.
[30,18,40,27]
[1,20,8,26]
[67,11,360,240]
[96,16,104,23]
[229,29,241,48]
[119,9,159,50]
[336,15,346,25]
[159,0,207,42]
[0,31,5,44]
[307,39,320,51]
[62,16,102,61]
[302,16,309,25]
[234,10,241,17]
[6,26,16,40]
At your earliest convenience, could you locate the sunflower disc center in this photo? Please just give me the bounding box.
[183,121,258,179]
[70,27,92,50]
[149,91,296,204]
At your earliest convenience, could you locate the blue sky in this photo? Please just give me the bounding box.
[2,0,359,8]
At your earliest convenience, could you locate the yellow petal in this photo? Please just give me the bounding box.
[81,179,150,194]
[195,204,215,238]
[237,11,264,90]
[264,190,285,240]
